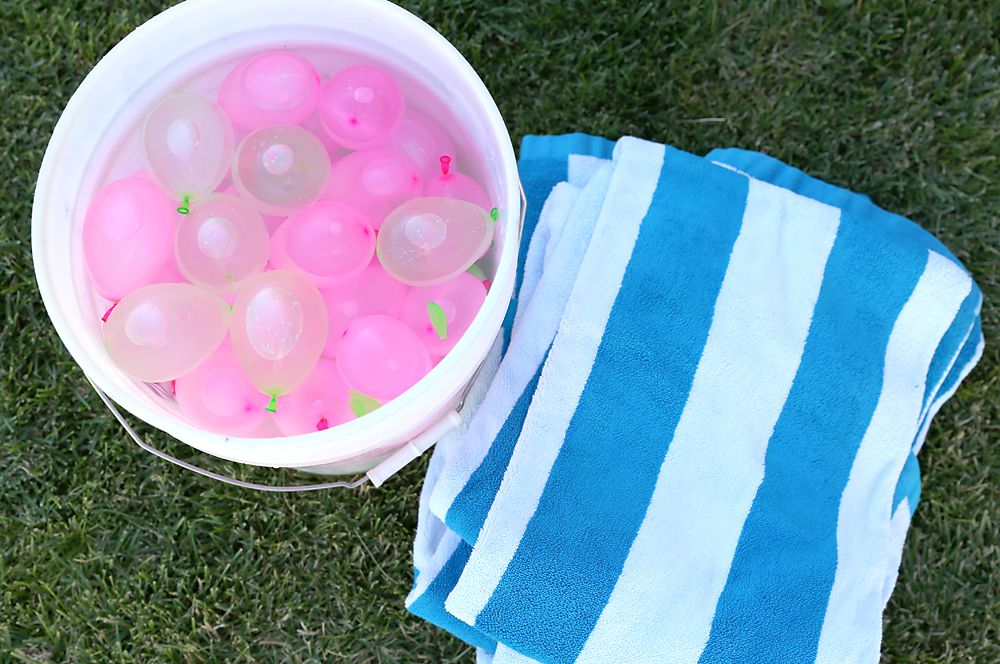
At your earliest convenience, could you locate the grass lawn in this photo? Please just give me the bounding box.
[2,0,998,661]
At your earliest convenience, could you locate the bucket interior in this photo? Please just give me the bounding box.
[33,0,520,470]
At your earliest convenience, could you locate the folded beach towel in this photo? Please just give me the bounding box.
[407,134,983,664]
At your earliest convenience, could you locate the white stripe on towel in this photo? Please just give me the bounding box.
[815,250,972,664]
[493,644,543,664]
[575,176,841,664]
[445,137,666,623]
[881,498,913,610]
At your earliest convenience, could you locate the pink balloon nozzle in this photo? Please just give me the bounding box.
[424,156,491,210]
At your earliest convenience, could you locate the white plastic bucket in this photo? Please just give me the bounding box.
[32,0,520,482]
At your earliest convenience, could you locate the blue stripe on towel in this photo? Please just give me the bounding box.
[698,210,931,664]
[473,149,750,663]
[892,452,921,518]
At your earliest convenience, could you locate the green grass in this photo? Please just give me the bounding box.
[2,0,999,661]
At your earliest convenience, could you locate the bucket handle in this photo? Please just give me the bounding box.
[86,178,527,491]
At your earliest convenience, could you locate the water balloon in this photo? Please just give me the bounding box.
[230,270,328,403]
[268,201,375,288]
[399,271,487,357]
[218,51,320,130]
[175,337,270,435]
[336,314,431,402]
[104,283,230,382]
[273,358,355,436]
[232,124,331,216]
[174,194,270,293]
[322,147,422,229]
[376,196,494,286]
[318,65,404,150]
[83,177,177,301]
[140,93,235,211]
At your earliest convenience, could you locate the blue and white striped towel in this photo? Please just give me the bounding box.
[407,134,984,664]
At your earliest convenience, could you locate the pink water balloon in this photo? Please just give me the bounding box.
[425,156,491,210]
[319,262,407,358]
[104,283,230,382]
[337,314,431,402]
[230,270,328,403]
[376,197,494,286]
[322,148,422,229]
[232,124,331,216]
[218,51,320,131]
[175,337,270,436]
[140,93,235,210]
[83,177,177,301]
[268,201,375,288]
[273,358,355,436]
[174,194,270,293]
[379,108,456,184]
[399,272,487,357]
[318,65,404,150]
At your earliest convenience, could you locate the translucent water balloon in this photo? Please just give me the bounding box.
[218,51,320,131]
[379,108,456,184]
[104,283,230,382]
[318,65,404,150]
[273,358,354,436]
[399,271,487,357]
[376,197,494,286]
[140,93,235,211]
[269,201,375,288]
[425,156,491,210]
[322,148,422,229]
[175,337,270,435]
[337,314,431,402]
[83,177,177,301]
[232,124,331,216]
[230,270,328,404]
[319,262,407,358]
[174,194,270,293]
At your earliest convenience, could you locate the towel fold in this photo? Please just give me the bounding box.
[407,135,983,664]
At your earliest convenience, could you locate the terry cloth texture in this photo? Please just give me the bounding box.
[406,134,984,664]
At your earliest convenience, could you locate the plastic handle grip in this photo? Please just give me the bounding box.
[366,409,462,487]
